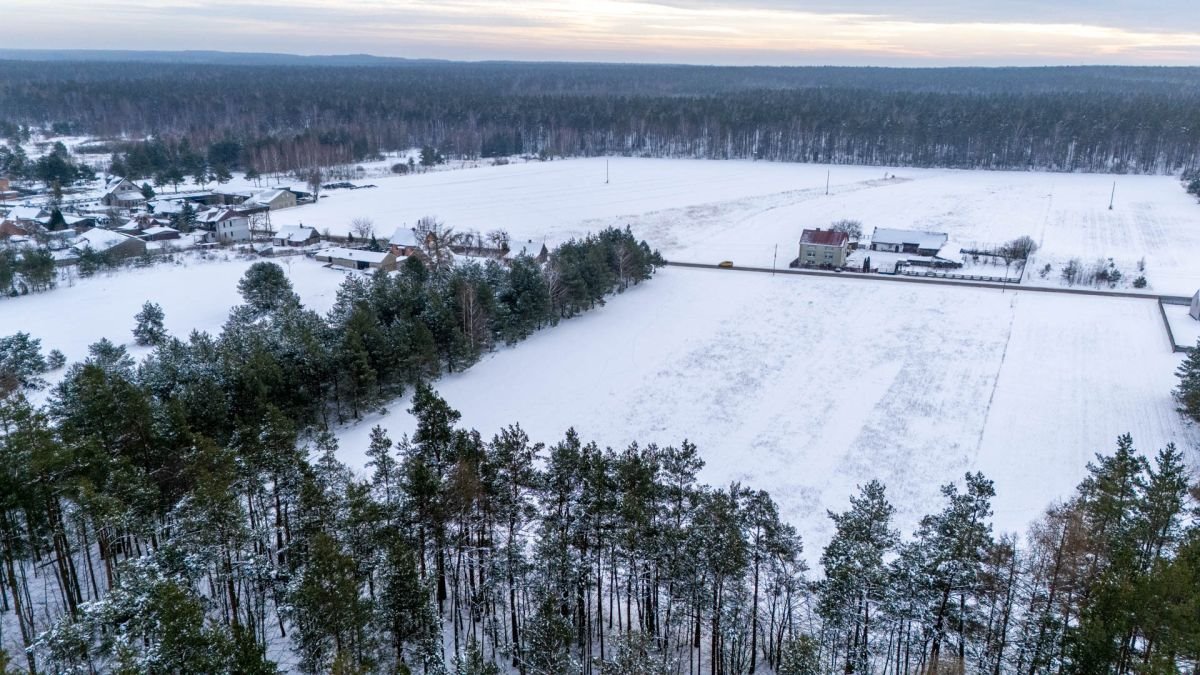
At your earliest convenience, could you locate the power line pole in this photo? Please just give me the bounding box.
[1108,181,1116,210]
[773,244,778,275]
[825,170,830,195]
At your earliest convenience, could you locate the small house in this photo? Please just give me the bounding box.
[869,228,948,256]
[798,228,849,268]
[197,208,251,243]
[389,227,425,257]
[1190,290,1200,321]
[272,224,320,247]
[101,177,147,209]
[314,246,397,272]
[72,228,147,260]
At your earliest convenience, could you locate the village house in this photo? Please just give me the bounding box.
[72,227,148,260]
[314,246,397,272]
[197,208,252,243]
[869,228,948,256]
[388,226,427,257]
[272,224,320,247]
[101,177,147,210]
[798,228,850,268]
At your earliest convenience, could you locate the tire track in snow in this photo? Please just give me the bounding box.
[973,292,1020,463]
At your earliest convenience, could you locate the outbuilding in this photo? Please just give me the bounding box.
[314,246,397,272]
[869,228,948,256]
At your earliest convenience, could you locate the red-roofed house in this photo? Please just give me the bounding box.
[798,228,849,268]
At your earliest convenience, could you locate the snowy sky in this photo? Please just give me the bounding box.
[5,0,1200,66]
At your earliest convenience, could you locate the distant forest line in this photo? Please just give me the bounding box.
[1,60,1199,175]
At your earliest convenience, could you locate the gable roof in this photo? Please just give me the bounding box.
[316,246,391,264]
[73,228,137,252]
[5,205,44,222]
[800,229,849,247]
[246,189,291,206]
[275,224,318,243]
[389,226,420,248]
[870,228,948,250]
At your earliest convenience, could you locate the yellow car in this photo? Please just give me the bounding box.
[718,260,734,269]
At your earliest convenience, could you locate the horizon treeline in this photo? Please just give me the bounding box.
[1,61,1199,176]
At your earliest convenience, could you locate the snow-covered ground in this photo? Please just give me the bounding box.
[1164,302,1200,350]
[257,157,1200,295]
[6,151,1200,556]
[334,267,1199,554]
[5,253,344,366]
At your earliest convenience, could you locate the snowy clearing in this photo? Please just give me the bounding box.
[335,267,1199,555]
[4,253,344,365]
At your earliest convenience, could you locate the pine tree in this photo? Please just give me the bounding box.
[132,301,167,346]
[1174,340,1200,422]
[238,262,298,314]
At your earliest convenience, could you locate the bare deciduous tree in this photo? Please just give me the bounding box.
[350,217,375,241]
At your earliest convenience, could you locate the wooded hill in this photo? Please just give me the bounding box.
[1,60,1198,175]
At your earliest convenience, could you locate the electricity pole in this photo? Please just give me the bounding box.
[1108,181,1116,210]
[825,170,830,195]
[773,244,778,275]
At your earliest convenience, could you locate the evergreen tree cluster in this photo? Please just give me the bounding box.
[0,247,56,296]
[0,140,95,187]
[2,61,1198,176]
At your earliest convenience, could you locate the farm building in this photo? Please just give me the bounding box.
[244,189,297,211]
[314,246,397,272]
[72,228,147,259]
[139,226,181,242]
[798,228,849,268]
[272,225,320,247]
[870,228,948,256]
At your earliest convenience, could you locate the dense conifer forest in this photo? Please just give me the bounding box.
[1,59,1198,175]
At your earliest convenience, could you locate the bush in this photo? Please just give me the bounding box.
[1133,276,1147,288]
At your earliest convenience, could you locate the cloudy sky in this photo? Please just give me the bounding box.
[6,0,1200,65]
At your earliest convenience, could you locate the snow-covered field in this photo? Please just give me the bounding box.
[6,154,1200,557]
[5,253,344,366]
[262,157,1200,295]
[334,267,1199,553]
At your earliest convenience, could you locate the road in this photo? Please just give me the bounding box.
[664,261,1191,303]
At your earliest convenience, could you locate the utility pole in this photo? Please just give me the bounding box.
[772,244,778,275]
[825,170,830,195]
[1108,181,1116,210]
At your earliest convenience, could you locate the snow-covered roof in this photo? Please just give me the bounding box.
[275,224,318,243]
[316,247,391,264]
[148,199,186,214]
[247,189,290,205]
[113,190,145,201]
[198,208,245,223]
[871,228,948,250]
[389,227,420,247]
[5,205,43,221]
[73,228,136,252]
[141,226,179,237]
